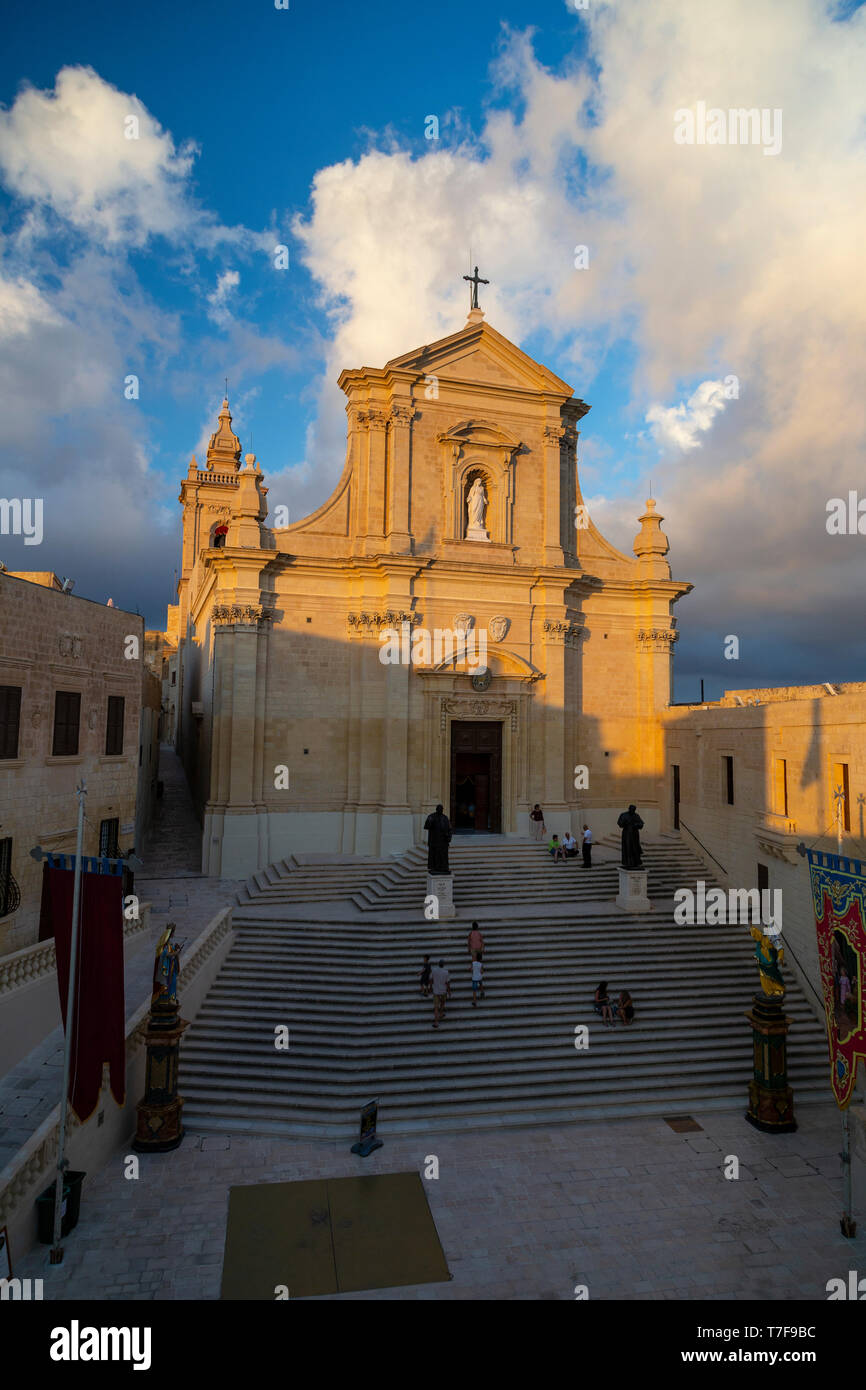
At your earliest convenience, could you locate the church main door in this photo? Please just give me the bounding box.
[449,721,502,833]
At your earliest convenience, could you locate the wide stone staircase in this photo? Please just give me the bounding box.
[179,836,831,1139]
[235,833,716,912]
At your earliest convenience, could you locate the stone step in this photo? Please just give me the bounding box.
[183,833,818,1137]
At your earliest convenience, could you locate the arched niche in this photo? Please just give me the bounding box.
[438,419,521,546]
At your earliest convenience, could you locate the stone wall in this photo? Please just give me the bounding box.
[661,683,866,1012]
[0,573,144,955]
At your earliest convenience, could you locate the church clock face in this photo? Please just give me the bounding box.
[471,668,491,692]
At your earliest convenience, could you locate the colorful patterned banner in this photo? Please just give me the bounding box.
[807,850,866,1108]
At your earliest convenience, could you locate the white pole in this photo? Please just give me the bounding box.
[50,779,87,1265]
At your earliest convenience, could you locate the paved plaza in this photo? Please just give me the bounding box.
[16,1102,866,1301]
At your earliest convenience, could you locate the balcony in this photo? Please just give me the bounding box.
[754,811,799,863]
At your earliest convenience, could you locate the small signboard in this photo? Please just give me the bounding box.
[350,1099,383,1157]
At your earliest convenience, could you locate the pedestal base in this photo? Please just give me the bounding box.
[133,1098,186,1152]
[351,1138,384,1157]
[427,873,456,919]
[745,991,796,1132]
[465,527,490,543]
[615,867,650,912]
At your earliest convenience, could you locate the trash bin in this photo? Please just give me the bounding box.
[36,1171,85,1243]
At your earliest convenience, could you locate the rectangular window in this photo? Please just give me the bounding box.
[0,837,18,917]
[832,762,851,833]
[0,685,22,759]
[171,670,176,686]
[723,755,734,806]
[52,691,81,756]
[774,758,788,817]
[672,764,680,830]
[99,818,120,859]
[105,696,125,755]
[757,862,769,895]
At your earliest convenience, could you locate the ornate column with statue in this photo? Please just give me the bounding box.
[744,926,796,1133]
[133,924,189,1152]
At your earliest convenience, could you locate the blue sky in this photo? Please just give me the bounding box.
[0,0,864,698]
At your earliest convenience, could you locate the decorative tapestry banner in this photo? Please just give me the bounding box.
[807,850,866,1108]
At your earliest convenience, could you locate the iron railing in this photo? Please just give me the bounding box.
[0,872,21,917]
[678,820,727,878]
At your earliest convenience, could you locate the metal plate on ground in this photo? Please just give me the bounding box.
[664,1115,704,1133]
[221,1172,449,1299]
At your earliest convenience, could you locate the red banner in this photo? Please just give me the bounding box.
[43,864,126,1122]
[808,852,866,1108]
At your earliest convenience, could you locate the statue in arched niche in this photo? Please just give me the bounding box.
[466,476,490,541]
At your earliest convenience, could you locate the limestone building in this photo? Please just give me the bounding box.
[0,571,150,954]
[171,309,693,877]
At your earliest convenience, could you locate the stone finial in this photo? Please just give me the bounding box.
[206,398,242,471]
[188,454,198,477]
[466,307,485,325]
[226,450,265,549]
[633,498,671,577]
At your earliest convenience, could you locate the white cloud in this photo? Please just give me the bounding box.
[291,1,865,673]
[645,380,730,452]
[207,269,240,325]
[0,66,264,251]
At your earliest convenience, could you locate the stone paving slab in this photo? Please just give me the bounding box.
[13,1102,866,1301]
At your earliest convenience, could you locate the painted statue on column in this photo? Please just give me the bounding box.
[151,923,184,1005]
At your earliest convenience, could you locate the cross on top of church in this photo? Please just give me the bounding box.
[463,264,489,311]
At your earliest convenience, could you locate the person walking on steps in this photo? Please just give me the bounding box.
[419,954,432,997]
[431,958,451,1028]
[530,803,546,841]
[471,953,484,1006]
[468,921,484,960]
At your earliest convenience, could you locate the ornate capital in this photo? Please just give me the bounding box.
[212,604,272,627]
[347,610,418,637]
[543,619,584,647]
[389,404,416,427]
[543,425,565,445]
[636,628,678,651]
[357,407,388,432]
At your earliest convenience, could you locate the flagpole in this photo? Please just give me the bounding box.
[835,784,856,1238]
[50,779,87,1265]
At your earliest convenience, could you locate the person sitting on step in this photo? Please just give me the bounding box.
[618,990,635,1025]
[549,833,566,862]
[562,831,578,859]
[594,981,614,1026]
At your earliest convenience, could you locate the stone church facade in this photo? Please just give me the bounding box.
[172,308,692,877]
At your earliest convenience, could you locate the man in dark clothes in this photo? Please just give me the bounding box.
[617,804,644,868]
[424,804,452,874]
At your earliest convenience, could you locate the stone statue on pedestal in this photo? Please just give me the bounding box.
[617,805,644,869]
[424,804,452,874]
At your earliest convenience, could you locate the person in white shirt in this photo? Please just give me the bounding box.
[471,954,484,1007]
[562,831,578,859]
[582,824,593,868]
[431,959,451,1028]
